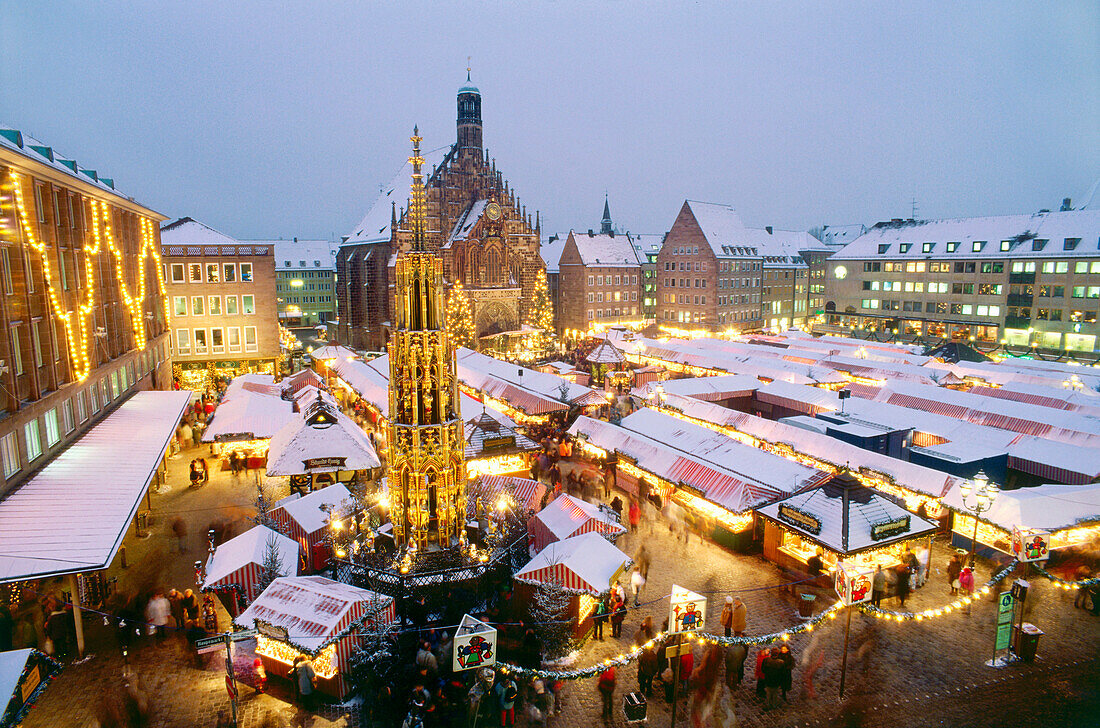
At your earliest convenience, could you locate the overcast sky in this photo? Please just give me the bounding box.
[3,2,1097,240]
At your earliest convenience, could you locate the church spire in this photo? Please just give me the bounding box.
[601,194,613,235]
[457,67,483,155]
[408,125,427,251]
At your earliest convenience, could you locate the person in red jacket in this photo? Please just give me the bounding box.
[754,647,768,699]
[597,667,616,722]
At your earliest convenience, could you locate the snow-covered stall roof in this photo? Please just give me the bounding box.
[756,471,938,555]
[0,390,191,582]
[202,374,296,442]
[629,336,845,384]
[235,576,392,653]
[202,525,299,590]
[467,475,546,516]
[0,648,35,709]
[465,410,538,460]
[940,482,1100,533]
[309,344,357,362]
[265,395,380,476]
[457,348,604,410]
[269,484,353,536]
[634,374,760,402]
[0,647,56,724]
[515,533,632,595]
[585,338,625,364]
[533,493,625,542]
[282,368,326,396]
[967,382,1100,418]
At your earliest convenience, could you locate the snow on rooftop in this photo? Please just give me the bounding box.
[447,200,489,246]
[160,217,240,246]
[261,239,340,270]
[540,234,568,273]
[515,532,631,595]
[203,525,299,589]
[265,403,380,476]
[0,390,192,582]
[270,484,352,535]
[533,493,625,541]
[685,201,746,256]
[568,231,643,267]
[344,146,449,246]
[235,576,392,652]
[202,375,296,442]
[942,482,1100,533]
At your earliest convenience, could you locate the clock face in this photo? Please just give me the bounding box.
[833,265,848,280]
[485,202,502,221]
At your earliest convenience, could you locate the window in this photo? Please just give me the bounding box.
[224,295,238,315]
[1064,238,1081,251]
[24,421,41,461]
[922,242,935,253]
[208,296,222,315]
[188,263,202,282]
[971,241,984,252]
[0,248,11,294]
[242,295,255,314]
[587,292,594,302]
[946,242,959,253]
[596,292,603,302]
[1033,239,1048,251]
[1000,241,1011,252]
[877,244,890,254]
[110,370,120,399]
[977,283,1002,295]
[169,263,185,283]
[587,309,593,320]
[10,327,21,376]
[223,263,237,282]
[614,276,621,285]
[205,263,220,283]
[1092,262,1100,274]
[588,275,594,285]
[1076,262,1088,274]
[981,262,1005,273]
[597,275,604,286]
[1089,287,1100,299]
[228,327,241,353]
[899,243,911,253]
[211,328,224,354]
[176,328,191,355]
[0,432,18,478]
[632,275,638,285]
[1054,286,1065,297]
[191,296,205,316]
[244,326,257,352]
[43,409,60,447]
[89,384,99,413]
[239,263,253,282]
[31,322,42,367]
[194,329,208,354]
[75,391,87,422]
[173,296,187,316]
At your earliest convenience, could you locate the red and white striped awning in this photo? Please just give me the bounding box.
[755,390,831,416]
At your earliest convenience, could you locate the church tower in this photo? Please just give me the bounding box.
[456,68,483,155]
[601,195,613,235]
[386,127,467,552]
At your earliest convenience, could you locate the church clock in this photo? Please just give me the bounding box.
[485,202,502,221]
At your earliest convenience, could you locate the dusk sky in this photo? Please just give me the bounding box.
[3,2,1097,241]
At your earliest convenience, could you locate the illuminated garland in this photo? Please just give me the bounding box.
[0,650,62,727]
[232,597,395,658]
[498,600,847,681]
[1032,564,1100,590]
[858,561,1017,621]
[7,172,168,382]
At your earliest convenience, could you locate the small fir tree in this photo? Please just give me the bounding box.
[254,533,287,598]
[525,268,556,352]
[250,481,281,531]
[447,281,477,350]
[530,575,573,661]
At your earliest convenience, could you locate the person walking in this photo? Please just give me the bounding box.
[947,553,963,595]
[724,642,747,689]
[630,567,646,607]
[633,544,650,582]
[638,645,658,697]
[167,589,185,631]
[593,597,608,640]
[496,675,518,728]
[1074,565,1093,609]
[871,566,887,607]
[610,595,626,638]
[296,656,317,709]
[144,590,171,642]
[628,499,640,534]
[762,648,784,711]
[720,597,734,637]
[754,646,768,700]
[903,548,920,591]
[895,563,911,608]
[731,596,747,637]
[170,518,187,554]
[253,657,267,693]
[597,666,616,723]
[776,644,795,702]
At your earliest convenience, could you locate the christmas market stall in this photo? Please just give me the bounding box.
[201,374,297,468]
[1,649,60,728]
[268,484,353,572]
[234,576,395,700]
[201,525,301,611]
[464,407,539,480]
[514,532,632,640]
[467,475,547,519]
[265,389,381,493]
[941,481,1100,565]
[755,469,938,583]
[528,493,625,552]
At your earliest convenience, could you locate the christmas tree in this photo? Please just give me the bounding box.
[530,575,573,661]
[447,280,477,350]
[254,533,288,598]
[525,268,556,353]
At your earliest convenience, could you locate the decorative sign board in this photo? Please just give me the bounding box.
[777,505,822,534]
[834,562,874,606]
[1011,527,1050,563]
[870,516,910,541]
[303,456,347,470]
[256,620,289,642]
[453,614,497,672]
[669,585,707,633]
[482,435,516,450]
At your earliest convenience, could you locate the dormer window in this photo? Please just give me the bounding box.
[922,242,935,253]
[972,241,985,252]
[1064,237,1081,251]
[878,244,890,254]
[899,243,912,253]
[1000,240,1012,252]
[1032,239,1048,252]
[946,242,959,253]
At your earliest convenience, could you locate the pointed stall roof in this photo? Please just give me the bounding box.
[585,337,625,365]
[265,397,380,476]
[515,532,632,595]
[202,525,300,591]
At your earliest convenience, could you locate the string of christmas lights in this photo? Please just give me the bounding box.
[858,561,1017,621]
[1032,564,1100,589]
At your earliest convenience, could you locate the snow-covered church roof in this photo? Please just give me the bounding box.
[344,146,449,246]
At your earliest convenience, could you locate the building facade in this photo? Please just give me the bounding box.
[336,76,544,351]
[160,218,279,386]
[263,238,339,325]
[821,209,1100,352]
[0,126,172,494]
[557,230,644,334]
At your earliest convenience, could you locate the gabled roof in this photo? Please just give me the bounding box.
[540,234,568,273]
[269,484,353,535]
[819,224,867,249]
[515,532,631,595]
[259,240,340,271]
[682,201,826,263]
[265,396,380,476]
[344,146,449,246]
[160,217,239,246]
[685,201,746,256]
[202,525,299,589]
[447,200,489,246]
[567,230,643,267]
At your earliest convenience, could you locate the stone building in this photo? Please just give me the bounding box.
[0,125,172,494]
[557,230,644,334]
[160,218,279,384]
[262,238,339,325]
[336,75,544,351]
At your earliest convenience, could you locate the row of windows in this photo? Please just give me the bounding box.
[718,294,760,306]
[6,319,61,377]
[587,291,638,303]
[718,310,761,323]
[663,278,709,288]
[859,259,1100,276]
[283,296,331,304]
[0,349,160,480]
[665,261,707,272]
[862,281,962,293]
[281,260,328,269]
[586,274,639,286]
[168,262,254,284]
[877,238,1086,256]
[175,327,258,356]
[720,261,759,272]
[276,281,331,292]
[717,278,756,289]
[665,294,707,305]
[172,295,255,317]
[586,307,638,320]
[860,299,1003,317]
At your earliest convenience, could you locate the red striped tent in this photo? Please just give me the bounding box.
[527,493,626,552]
[268,484,352,572]
[202,525,300,608]
[468,475,547,517]
[515,532,632,595]
[235,576,395,699]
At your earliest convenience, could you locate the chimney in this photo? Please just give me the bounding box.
[293,237,298,243]
[765,226,773,234]
[609,230,615,238]
[588,229,594,237]
[1061,197,1073,211]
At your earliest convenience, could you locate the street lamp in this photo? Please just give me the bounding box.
[958,469,998,568]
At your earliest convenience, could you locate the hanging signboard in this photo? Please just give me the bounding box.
[834,562,874,606]
[453,614,497,672]
[777,505,822,534]
[669,584,707,633]
[870,516,910,541]
[1011,527,1050,563]
[303,456,347,470]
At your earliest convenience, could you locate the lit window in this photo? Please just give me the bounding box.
[244,326,257,352]
[242,295,255,314]
[205,263,220,283]
[174,297,187,316]
[240,263,253,282]
[176,328,191,355]
[194,329,208,354]
[188,263,202,282]
[43,409,60,447]
[208,296,222,315]
[226,296,238,315]
[191,296,205,316]
[223,263,237,282]
[24,421,41,461]
[0,432,18,478]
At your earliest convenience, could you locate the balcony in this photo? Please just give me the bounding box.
[1008,272,1036,284]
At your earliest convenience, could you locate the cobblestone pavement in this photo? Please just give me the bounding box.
[21,452,1100,727]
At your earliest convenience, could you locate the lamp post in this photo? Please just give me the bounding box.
[958,470,998,569]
